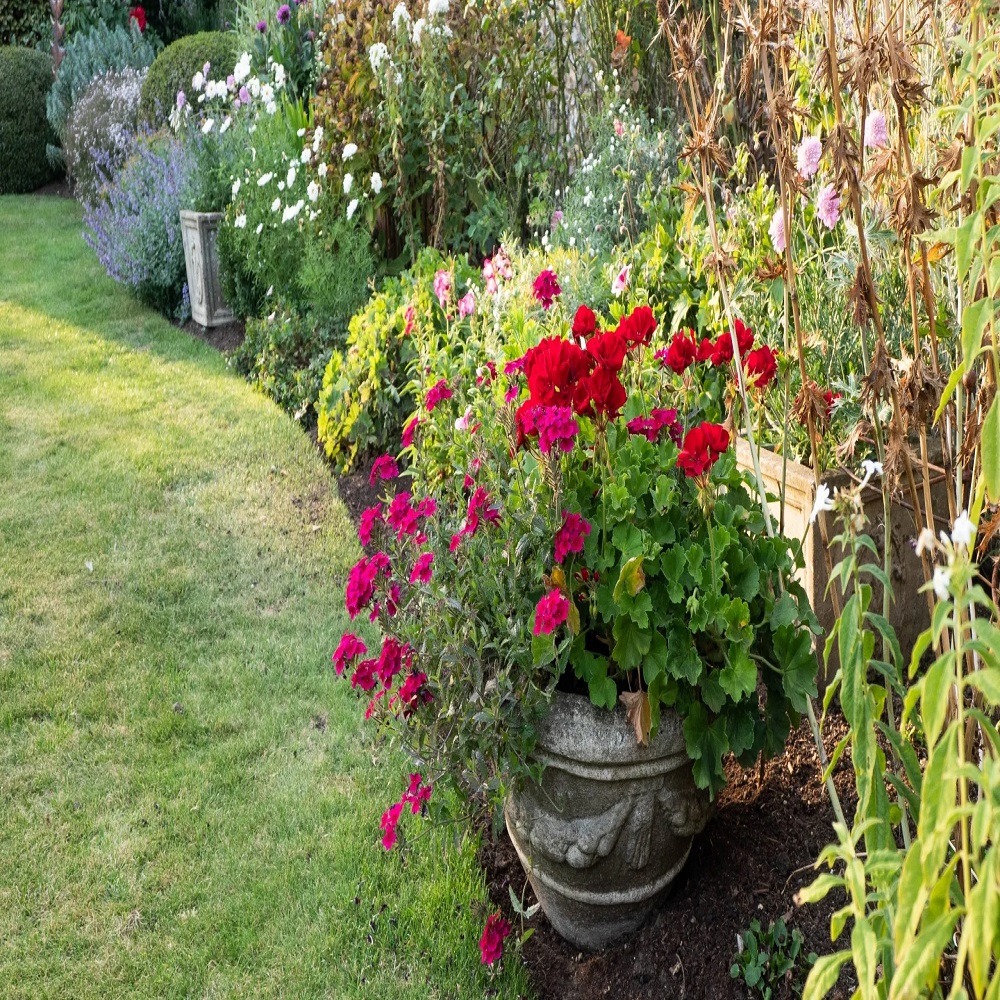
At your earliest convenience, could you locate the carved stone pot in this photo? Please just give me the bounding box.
[505,692,711,951]
[179,210,233,328]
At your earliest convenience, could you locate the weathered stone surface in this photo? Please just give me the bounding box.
[180,210,233,328]
[505,692,710,951]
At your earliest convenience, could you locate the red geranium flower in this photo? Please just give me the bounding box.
[554,511,591,564]
[617,305,657,348]
[657,330,698,374]
[696,337,715,362]
[479,912,512,965]
[128,5,146,31]
[586,330,628,373]
[585,364,627,419]
[572,304,596,339]
[744,345,777,390]
[523,336,593,406]
[534,589,570,635]
[676,421,731,477]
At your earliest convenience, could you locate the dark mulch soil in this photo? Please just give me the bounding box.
[180,317,246,353]
[33,179,74,198]
[481,716,857,1000]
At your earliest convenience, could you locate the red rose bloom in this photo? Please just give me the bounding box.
[572,304,597,339]
[676,421,731,477]
[744,345,777,389]
[479,912,512,965]
[128,5,146,30]
[586,330,628,373]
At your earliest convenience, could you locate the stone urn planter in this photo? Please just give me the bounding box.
[179,210,233,328]
[505,691,711,950]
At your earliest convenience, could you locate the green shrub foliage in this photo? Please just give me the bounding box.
[0,46,58,194]
[0,0,49,47]
[46,22,158,144]
[138,30,239,129]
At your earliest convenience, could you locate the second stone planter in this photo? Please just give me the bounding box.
[505,691,710,950]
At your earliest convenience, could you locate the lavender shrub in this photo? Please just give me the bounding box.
[84,131,200,319]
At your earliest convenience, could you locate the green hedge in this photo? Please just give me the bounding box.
[0,46,58,193]
[138,30,238,128]
[0,0,49,47]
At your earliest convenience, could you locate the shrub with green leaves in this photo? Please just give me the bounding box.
[730,918,815,999]
[0,46,58,194]
[0,0,50,46]
[138,30,239,128]
[46,21,158,151]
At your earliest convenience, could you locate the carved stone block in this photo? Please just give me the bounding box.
[179,210,233,328]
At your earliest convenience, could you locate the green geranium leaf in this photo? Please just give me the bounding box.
[667,625,702,684]
[613,554,646,602]
[769,592,799,629]
[685,542,705,584]
[613,616,652,670]
[683,702,729,794]
[700,669,727,713]
[653,474,676,513]
[660,547,686,603]
[643,631,668,685]
[612,523,643,559]
[719,648,757,702]
[774,623,818,713]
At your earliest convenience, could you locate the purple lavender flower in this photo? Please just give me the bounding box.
[256,18,267,30]
[276,3,291,23]
[305,29,314,39]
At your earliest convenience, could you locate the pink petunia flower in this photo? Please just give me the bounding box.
[370,454,399,486]
[332,632,367,675]
[358,503,383,545]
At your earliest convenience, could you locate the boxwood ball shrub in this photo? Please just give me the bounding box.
[0,46,58,194]
[139,31,239,128]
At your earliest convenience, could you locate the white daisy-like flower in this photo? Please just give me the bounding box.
[809,483,834,525]
[370,171,383,194]
[232,178,241,198]
[274,64,286,87]
[219,117,231,134]
[234,213,247,229]
[282,200,304,223]
[428,0,448,15]
[312,126,324,152]
[192,71,204,91]
[951,510,975,548]
[932,565,952,602]
[342,142,358,161]
[300,147,311,163]
[347,198,359,220]
[201,118,215,134]
[233,52,252,84]
[317,163,328,178]
[257,172,273,186]
[255,223,264,234]
[271,196,281,212]
[392,1,410,27]
[343,173,353,194]
[411,17,425,41]
[286,166,297,187]
[368,42,389,73]
[307,180,320,203]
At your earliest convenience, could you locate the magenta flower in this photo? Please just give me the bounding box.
[864,109,888,149]
[432,268,451,306]
[534,589,570,635]
[397,673,432,716]
[815,184,841,229]
[523,405,578,455]
[256,18,267,30]
[424,379,452,412]
[358,503,383,545]
[614,118,624,137]
[380,801,403,850]
[554,511,591,564]
[345,551,390,618]
[401,415,419,448]
[409,552,434,584]
[795,135,822,178]
[494,247,513,280]
[550,210,563,231]
[479,913,512,965]
[276,3,291,23]
[332,632,367,675]
[369,454,399,486]
[532,269,561,310]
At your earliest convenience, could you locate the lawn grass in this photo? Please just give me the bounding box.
[0,196,532,999]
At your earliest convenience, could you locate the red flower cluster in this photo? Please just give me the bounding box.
[676,421,731,478]
[346,551,391,618]
[425,379,453,412]
[128,5,146,30]
[409,551,434,584]
[616,305,656,348]
[450,487,500,550]
[534,589,570,635]
[479,912,512,965]
[572,304,596,339]
[380,773,433,850]
[657,319,757,374]
[532,269,562,310]
[521,405,579,454]
[744,346,777,390]
[396,670,432,716]
[554,511,591,564]
[332,632,367,675]
[369,453,399,486]
[626,407,682,444]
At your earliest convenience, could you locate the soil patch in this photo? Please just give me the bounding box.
[180,317,246,354]
[33,179,74,198]
[480,716,857,1000]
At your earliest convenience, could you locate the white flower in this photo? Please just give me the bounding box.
[278,181,285,191]
[392,1,410,27]
[232,178,241,198]
[265,101,277,115]
[307,180,320,203]
[233,52,252,84]
[454,405,473,432]
[274,64,286,88]
[809,483,834,525]
[412,17,425,42]
[257,172,273,186]
[428,0,449,15]
[261,83,274,105]
[271,196,281,212]
[286,166,297,187]
[342,142,358,161]
[858,459,883,490]
[266,285,273,297]
[312,126,324,152]
[347,198,359,220]
[370,171,383,194]
[343,173,353,194]
[219,116,231,134]
[255,223,264,234]
[192,71,205,91]
[248,77,261,98]
[300,147,311,163]
[234,213,247,229]
[317,162,328,178]
[951,510,975,549]
[282,200,304,223]
[201,118,215,134]
[932,565,952,602]
[914,527,935,557]
[368,42,390,73]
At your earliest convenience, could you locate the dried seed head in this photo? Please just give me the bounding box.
[860,339,896,415]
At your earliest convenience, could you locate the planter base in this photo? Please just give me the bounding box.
[180,210,233,328]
